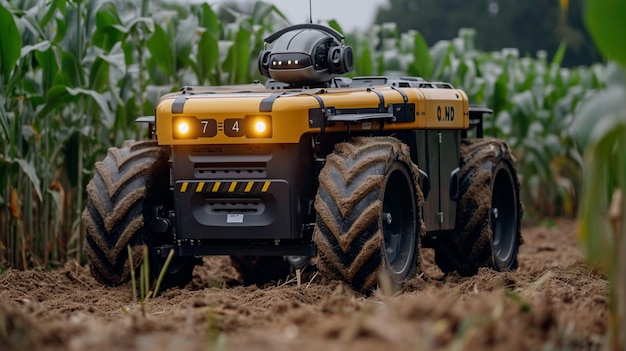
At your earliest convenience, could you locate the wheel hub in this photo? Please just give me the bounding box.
[383,212,393,225]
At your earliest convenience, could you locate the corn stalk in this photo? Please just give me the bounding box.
[571,0,626,349]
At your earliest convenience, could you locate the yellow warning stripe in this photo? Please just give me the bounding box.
[180,181,272,193]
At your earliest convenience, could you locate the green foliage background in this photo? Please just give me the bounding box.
[0,0,610,274]
[375,0,600,67]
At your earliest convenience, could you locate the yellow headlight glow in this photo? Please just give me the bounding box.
[254,121,267,133]
[172,117,200,139]
[244,116,272,138]
[177,121,190,135]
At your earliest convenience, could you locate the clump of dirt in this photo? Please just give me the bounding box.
[0,219,609,351]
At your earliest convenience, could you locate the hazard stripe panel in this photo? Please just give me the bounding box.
[178,180,272,193]
[195,182,205,192]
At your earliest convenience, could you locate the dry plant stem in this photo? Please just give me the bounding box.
[19,223,27,271]
[127,245,137,304]
[305,271,319,290]
[153,249,175,298]
[140,246,149,316]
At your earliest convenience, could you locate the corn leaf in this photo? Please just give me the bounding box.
[35,46,59,95]
[37,85,79,119]
[175,17,196,71]
[112,16,154,36]
[571,84,626,149]
[356,43,373,76]
[66,87,114,128]
[578,119,626,266]
[0,6,21,82]
[252,2,289,25]
[12,158,43,202]
[328,20,344,37]
[551,41,567,67]
[197,31,219,85]
[147,23,175,77]
[92,3,125,51]
[586,0,626,66]
[233,27,252,84]
[408,31,432,79]
[199,3,220,37]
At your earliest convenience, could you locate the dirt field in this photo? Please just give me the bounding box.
[0,219,608,351]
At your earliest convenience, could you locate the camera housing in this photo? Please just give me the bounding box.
[258,24,354,86]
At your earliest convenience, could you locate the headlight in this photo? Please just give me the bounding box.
[173,117,199,139]
[254,121,267,133]
[178,121,190,135]
[247,116,272,138]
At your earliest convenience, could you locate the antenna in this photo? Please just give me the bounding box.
[309,0,313,24]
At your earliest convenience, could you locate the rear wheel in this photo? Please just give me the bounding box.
[434,138,522,275]
[83,140,197,288]
[314,137,423,293]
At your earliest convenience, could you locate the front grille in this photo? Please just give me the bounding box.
[205,198,264,214]
[191,145,271,156]
[195,167,267,179]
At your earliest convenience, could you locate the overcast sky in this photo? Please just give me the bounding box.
[212,0,388,31]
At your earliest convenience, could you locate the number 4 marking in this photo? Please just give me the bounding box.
[232,121,239,132]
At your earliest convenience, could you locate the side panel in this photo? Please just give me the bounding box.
[415,130,460,233]
[414,130,438,232]
[421,89,469,130]
[426,131,442,231]
[439,130,460,230]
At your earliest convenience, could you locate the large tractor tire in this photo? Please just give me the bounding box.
[435,138,523,276]
[83,140,197,288]
[230,256,292,286]
[314,137,423,293]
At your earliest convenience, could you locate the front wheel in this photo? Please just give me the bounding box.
[83,140,197,288]
[435,138,523,276]
[314,137,423,293]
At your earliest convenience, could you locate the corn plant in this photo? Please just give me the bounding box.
[0,0,287,270]
[571,0,626,349]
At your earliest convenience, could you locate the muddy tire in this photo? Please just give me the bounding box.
[435,138,522,276]
[314,137,423,293]
[230,256,292,285]
[83,140,197,288]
